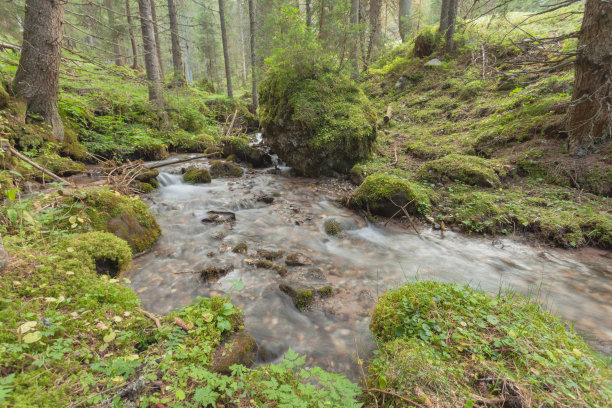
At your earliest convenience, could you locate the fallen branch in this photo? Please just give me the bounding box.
[0,42,20,51]
[392,142,398,165]
[361,388,426,408]
[135,307,161,328]
[7,146,72,185]
[173,317,190,331]
[172,270,200,275]
[389,198,422,239]
[225,109,238,137]
[144,153,216,169]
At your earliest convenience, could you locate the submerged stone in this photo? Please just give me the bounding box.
[285,253,312,266]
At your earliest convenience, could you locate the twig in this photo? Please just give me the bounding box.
[361,388,426,408]
[144,154,216,169]
[225,109,238,137]
[389,198,422,239]
[7,146,72,185]
[69,381,136,408]
[135,307,161,328]
[173,317,190,332]
[172,270,200,275]
[392,142,398,165]
[0,42,20,51]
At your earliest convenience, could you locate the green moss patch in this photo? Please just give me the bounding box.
[418,154,506,187]
[351,173,432,217]
[209,160,243,178]
[183,166,212,184]
[368,281,612,407]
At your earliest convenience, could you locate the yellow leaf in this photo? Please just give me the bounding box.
[103,331,116,343]
[23,331,41,344]
[19,321,37,334]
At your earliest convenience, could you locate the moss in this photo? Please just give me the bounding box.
[351,173,432,217]
[0,83,10,109]
[209,160,243,178]
[183,166,212,184]
[369,281,612,406]
[257,249,284,260]
[295,290,314,311]
[29,146,86,180]
[55,231,132,277]
[256,259,287,275]
[324,219,343,235]
[259,62,377,176]
[199,264,234,280]
[317,286,334,297]
[139,182,155,193]
[417,154,504,188]
[0,170,16,192]
[232,242,248,254]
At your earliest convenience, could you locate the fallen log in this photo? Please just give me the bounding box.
[7,145,72,185]
[144,153,216,169]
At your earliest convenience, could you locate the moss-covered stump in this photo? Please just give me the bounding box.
[259,64,377,176]
[209,160,243,178]
[71,189,161,253]
[418,154,506,188]
[183,166,212,184]
[221,136,272,168]
[351,173,432,217]
[55,231,132,277]
[368,281,612,407]
[211,331,257,374]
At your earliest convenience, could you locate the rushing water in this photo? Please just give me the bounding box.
[125,155,612,380]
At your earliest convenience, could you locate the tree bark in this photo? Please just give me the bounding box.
[218,0,233,98]
[444,0,458,54]
[13,0,65,142]
[367,0,382,63]
[238,0,248,86]
[568,0,612,155]
[439,0,450,35]
[398,0,411,43]
[318,0,326,39]
[351,0,360,81]
[248,0,258,108]
[306,0,312,27]
[126,0,140,69]
[167,0,185,85]
[137,0,164,107]
[105,0,124,65]
[149,0,165,80]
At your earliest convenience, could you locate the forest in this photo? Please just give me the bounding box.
[0,0,611,406]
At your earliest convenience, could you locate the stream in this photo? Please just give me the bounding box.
[125,154,612,380]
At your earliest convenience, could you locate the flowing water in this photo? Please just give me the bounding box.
[126,154,612,380]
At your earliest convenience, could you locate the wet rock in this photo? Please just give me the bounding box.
[221,136,273,168]
[323,219,343,236]
[257,195,275,204]
[285,253,312,266]
[257,249,284,260]
[209,161,243,178]
[0,235,8,272]
[232,242,248,254]
[107,211,159,254]
[183,166,212,184]
[199,264,234,281]
[257,341,288,363]
[211,331,257,374]
[255,259,288,276]
[279,282,315,311]
[201,210,236,224]
[135,168,160,183]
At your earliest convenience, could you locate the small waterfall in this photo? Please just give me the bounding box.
[157,172,184,187]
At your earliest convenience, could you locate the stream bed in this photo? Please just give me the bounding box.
[125,155,612,380]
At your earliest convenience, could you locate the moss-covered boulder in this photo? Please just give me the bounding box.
[211,331,257,374]
[259,64,377,176]
[183,166,212,184]
[69,189,161,253]
[417,154,505,188]
[368,281,612,406]
[55,231,132,277]
[351,173,431,217]
[279,283,315,311]
[222,136,272,168]
[209,160,243,178]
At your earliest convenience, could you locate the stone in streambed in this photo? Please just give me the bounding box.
[183,166,211,184]
[209,160,243,178]
[285,253,312,266]
[211,331,257,374]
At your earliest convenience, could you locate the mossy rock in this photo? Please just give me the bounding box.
[279,282,315,311]
[209,160,243,178]
[0,84,9,109]
[0,170,15,192]
[211,331,257,374]
[259,64,377,176]
[351,173,432,217]
[74,189,161,253]
[183,166,212,184]
[256,249,284,260]
[350,164,369,185]
[55,231,132,277]
[324,219,343,236]
[232,242,248,254]
[417,154,504,188]
[29,146,86,180]
[221,136,272,168]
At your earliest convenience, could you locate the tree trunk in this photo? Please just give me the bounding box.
[351,0,360,81]
[181,12,194,83]
[126,0,140,69]
[444,0,458,54]
[137,0,164,107]
[238,0,248,86]
[398,0,411,43]
[167,0,185,85]
[439,0,450,35]
[218,0,233,98]
[306,0,312,27]
[13,0,65,141]
[568,0,612,155]
[367,0,382,63]
[105,0,124,65]
[248,0,258,108]
[149,0,165,80]
[318,0,326,39]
